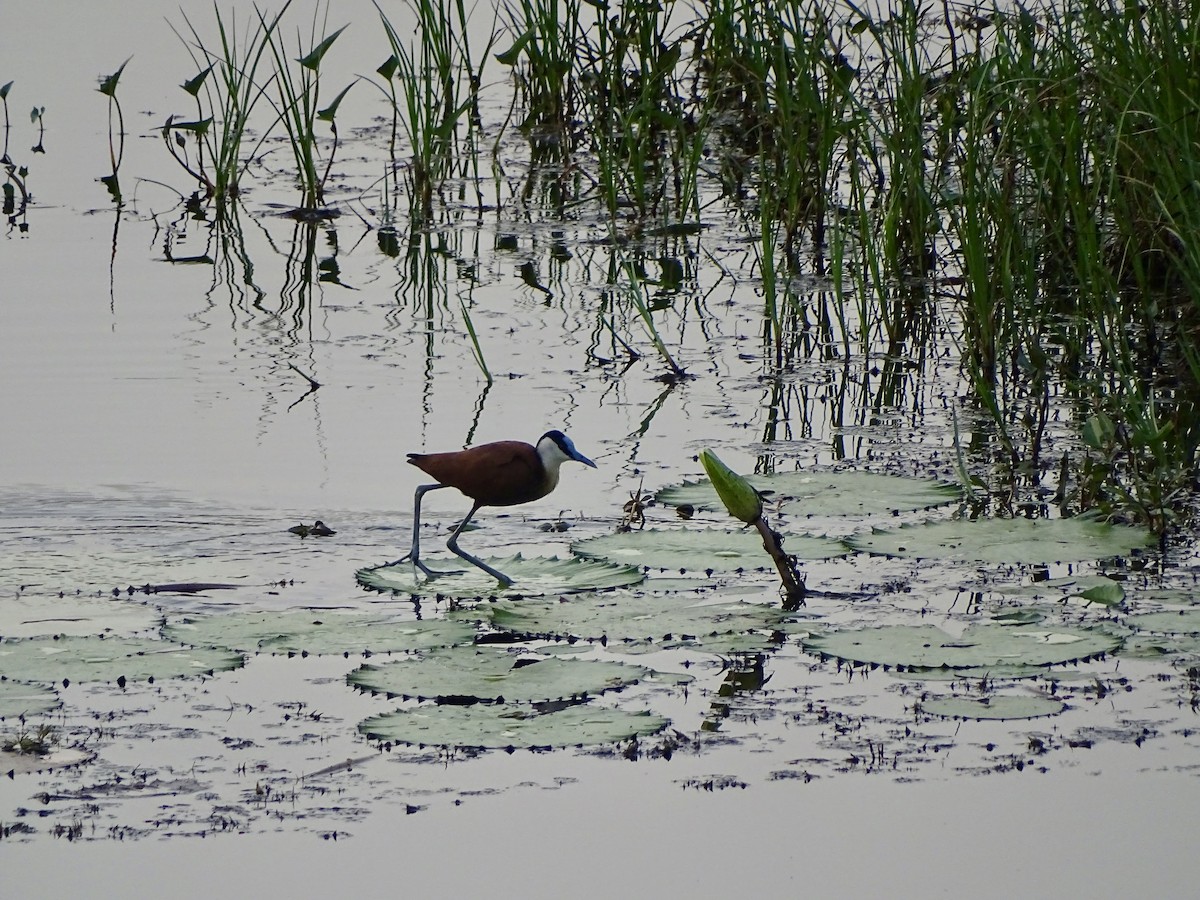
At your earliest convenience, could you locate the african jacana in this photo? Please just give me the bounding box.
[394,430,597,586]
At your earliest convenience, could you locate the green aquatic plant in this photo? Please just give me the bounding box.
[478,591,787,649]
[803,622,1122,670]
[357,554,644,598]
[164,4,287,207]
[359,701,668,749]
[164,610,477,655]
[97,56,130,202]
[848,514,1155,564]
[657,469,960,517]
[347,646,654,703]
[698,449,807,606]
[572,528,846,573]
[0,635,243,686]
[262,9,352,208]
[0,681,59,720]
[919,695,1065,721]
[376,0,493,224]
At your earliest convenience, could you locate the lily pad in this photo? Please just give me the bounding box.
[657,470,960,516]
[1125,610,1200,635]
[802,623,1121,670]
[571,528,846,572]
[348,647,652,703]
[356,555,643,598]
[0,594,160,639]
[1116,633,1200,660]
[359,702,668,749]
[0,636,243,686]
[0,680,60,718]
[480,592,786,647]
[847,516,1155,564]
[921,695,1065,720]
[163,610,476,655]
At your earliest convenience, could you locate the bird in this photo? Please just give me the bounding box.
[393,430,597,586]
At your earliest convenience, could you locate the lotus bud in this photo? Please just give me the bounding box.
[699,449,762,524]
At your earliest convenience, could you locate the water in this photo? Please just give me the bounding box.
[3,2,1199,894]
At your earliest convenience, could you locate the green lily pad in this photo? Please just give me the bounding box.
[847,516,1154,564]
[571,528,846,572]
[1116,632,1200,660]
[1125,610,1200,635]
[480,592,786,648]
[657,470,960,516]
[921,695,1065,720]
[0,636,243,686]
[163,610,476,655]
[356,555,643,598]
[348,647,653,703]
[802,623,1121,670]
[0,594,160,639]
[359,702,668,749]
[0,680,60,718]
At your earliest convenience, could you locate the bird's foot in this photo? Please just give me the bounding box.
[385,554,465,579]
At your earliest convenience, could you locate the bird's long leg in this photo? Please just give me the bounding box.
[389,483,451,576]
[446,502,513,587]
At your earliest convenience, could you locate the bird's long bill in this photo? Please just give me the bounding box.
[563,436,597,468]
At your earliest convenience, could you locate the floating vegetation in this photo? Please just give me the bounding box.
[847,516,1156,564]
[657,471,961,518]
[1124,610,1200,636]
[359,702,669,750]
[356,555,643,598]
[802,623,1122,670]
[347,646,662,703]
[571,528,846,573]
[920,695,1066,721]
[163,610,477,655]
[479,591,788,647]
[0,635,243,686]
[0,680,59,719]
[0,594,159,639]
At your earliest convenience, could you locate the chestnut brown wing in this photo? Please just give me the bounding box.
[407,441,547,506]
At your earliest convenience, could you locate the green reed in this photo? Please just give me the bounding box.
[376,0,490,225]
[165,5,287,208]
[262,7,351,209]
[142,0,1200,530]
[496,0,584,164]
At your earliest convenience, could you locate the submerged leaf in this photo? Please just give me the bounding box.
[848,516,1154,563]
[359,702,667,749]
[348,646,652,703]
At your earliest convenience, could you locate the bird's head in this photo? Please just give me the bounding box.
[537,430,597,471]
